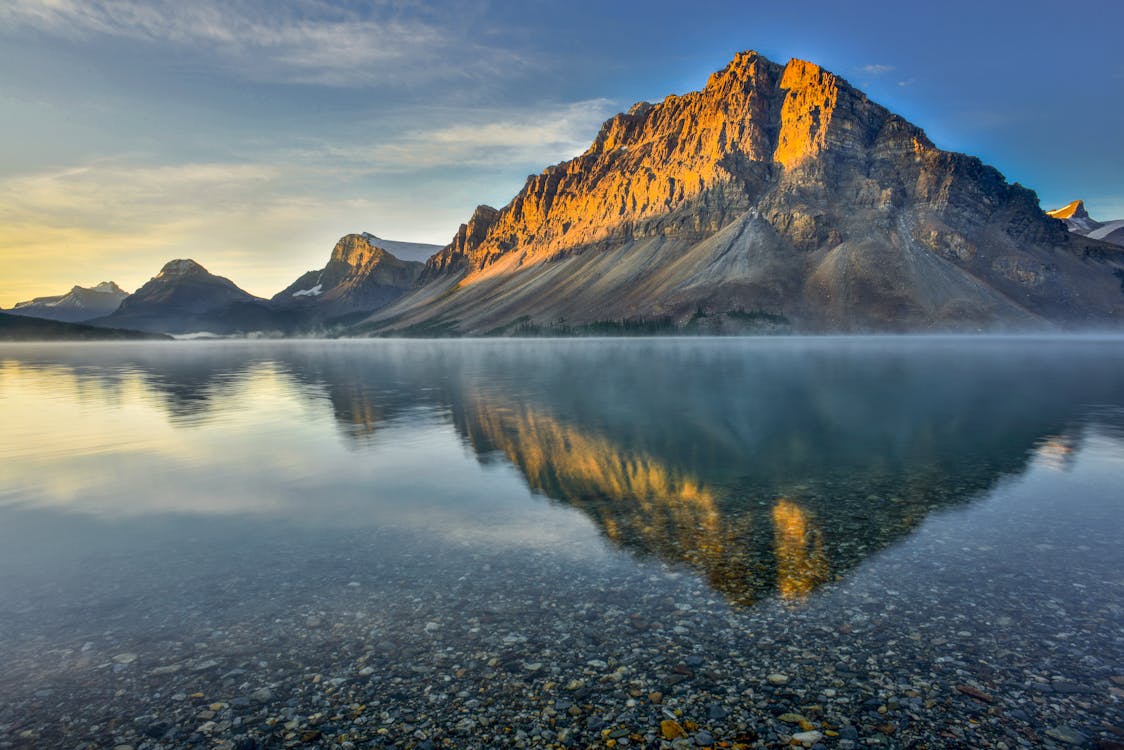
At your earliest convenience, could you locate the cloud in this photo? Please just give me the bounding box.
[0,0,525,87]
[325,99,617,172]
[0,96,617,306]
[897,77,917,87]
[860,63,895,75]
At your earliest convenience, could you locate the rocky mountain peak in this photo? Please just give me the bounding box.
[1047,200,1107,237]
[367,50,1123,335]
[157,259,208,278]
[91,281,124,294]
[1047,200,1090,220]
[330,234,390,269]
[421,50,905,280]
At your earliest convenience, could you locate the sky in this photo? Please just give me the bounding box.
[1,0,1122,307]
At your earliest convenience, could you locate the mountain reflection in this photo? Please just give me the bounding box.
[4,338,1123,605]
[771,500,829,600]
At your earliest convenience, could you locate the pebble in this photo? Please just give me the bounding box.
[661,719,686,740]
[1045,726,1089,745]
[0,504,1120,750]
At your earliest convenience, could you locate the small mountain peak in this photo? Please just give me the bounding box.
[706,50,775,89]
[332,234,388,267]
[471,205,499,222]
[726,50,763,72]
[626,101,652,117]
[92,281,124,294]
[157,259,208,278]
[1047,200,1089,220]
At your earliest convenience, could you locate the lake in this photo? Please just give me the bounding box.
[0,337,1121,749]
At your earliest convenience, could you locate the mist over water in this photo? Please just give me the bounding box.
[1,337,1122,748]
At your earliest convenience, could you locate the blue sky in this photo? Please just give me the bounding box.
[1,0,1122,305]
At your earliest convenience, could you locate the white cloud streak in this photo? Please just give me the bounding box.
[320,99,616,172]
[0,0,522,87]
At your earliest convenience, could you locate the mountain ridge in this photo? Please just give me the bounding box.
[360,51,1124,334]
[11,52,1123,337]
[7,281,128,323]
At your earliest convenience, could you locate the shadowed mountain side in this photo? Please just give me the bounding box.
[359,52,1124,335]
[0,311,170,341]
[91,260,279,336]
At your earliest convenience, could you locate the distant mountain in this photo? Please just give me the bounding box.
[272,234,424,322]
[8,281,127,323]
[91,260,275,335]
[1048,200,1124,247]
[359,51,1124,335]
[0,310,169,341]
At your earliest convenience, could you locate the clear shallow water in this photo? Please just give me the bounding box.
[0,337,1122,749]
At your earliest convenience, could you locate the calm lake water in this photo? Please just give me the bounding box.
[0,337,1121,749]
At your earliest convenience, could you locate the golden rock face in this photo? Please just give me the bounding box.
[426,52,922,284]
[773,59,840,169]
[429,52,797,278]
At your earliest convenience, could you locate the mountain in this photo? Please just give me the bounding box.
[8,281,127,323]
[91,259,274,335]
[0,310,169,341]
[361,51,1124,335]
[271,234,424,323]
[353,233,442,263]
[1048,200,1124,247]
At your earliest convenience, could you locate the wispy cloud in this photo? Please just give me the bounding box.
[860,63,895,75]
[320,99,617,172]
[0,96,617,305]
[0,0,524,87]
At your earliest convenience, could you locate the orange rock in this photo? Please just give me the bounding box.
[660,720,686,740]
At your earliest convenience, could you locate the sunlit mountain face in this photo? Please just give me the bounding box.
[5,337,1121,607]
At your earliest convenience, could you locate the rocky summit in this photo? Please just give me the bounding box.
[364,51,1124,334]
[272,234,425,323]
